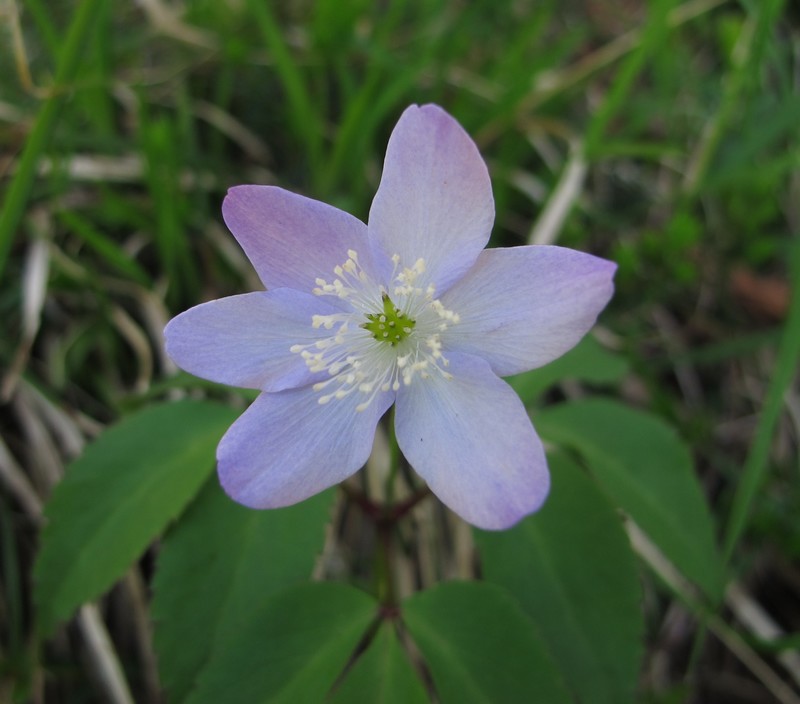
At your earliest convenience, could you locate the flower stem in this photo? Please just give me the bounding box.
[343,411,432,607]
[384,406,400,504]
[341,416,432,607]
[375,519,396,607]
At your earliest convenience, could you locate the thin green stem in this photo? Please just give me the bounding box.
[475,0,729,146]
[584,0,672,159]
[375,520,397,608]
[246,0,322,182]
[340,473,431,609]
[0,0,106,281]
[722,236,800,563]
[682,0,784,197]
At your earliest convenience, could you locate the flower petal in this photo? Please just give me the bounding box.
[164,289,340,391]
[440,246,616,376]
[218,387,394,509]
[394,352,549,530]
[368,104,494,293]
[222,185,377,294]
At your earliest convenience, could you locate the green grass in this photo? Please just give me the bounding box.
[1,0,798,701]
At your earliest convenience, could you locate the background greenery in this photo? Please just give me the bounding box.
[1,0,799,701]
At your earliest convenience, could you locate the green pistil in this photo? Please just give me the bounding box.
[363,294,415,346]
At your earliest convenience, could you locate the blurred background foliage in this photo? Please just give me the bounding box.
[1,0,799,701]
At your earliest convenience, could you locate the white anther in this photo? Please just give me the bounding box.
[293,251,459,411]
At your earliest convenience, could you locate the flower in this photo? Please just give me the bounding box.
[164,104,616,530]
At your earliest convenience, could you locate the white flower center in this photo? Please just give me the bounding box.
[290,250,459,412]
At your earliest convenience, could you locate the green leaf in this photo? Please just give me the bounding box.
[34,400,237,637]
[403,581,572,704]
[507,335,629,405]
[330,622,428,704]
[186,583,377,704]
[152,482,335,702]
[536,398,724,599]
[475,452,643,704]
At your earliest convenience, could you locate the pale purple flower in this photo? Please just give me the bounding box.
[164,104,615,530]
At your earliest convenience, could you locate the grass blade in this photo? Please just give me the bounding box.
[0,0,106,281]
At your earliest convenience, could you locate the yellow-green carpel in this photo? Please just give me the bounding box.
[362,293,416,346]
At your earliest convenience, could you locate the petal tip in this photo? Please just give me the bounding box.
[600,255,619,279]
[470,474,551,531]
[216,432,274,510]
[217,466,267,510]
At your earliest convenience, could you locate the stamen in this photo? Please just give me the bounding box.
[292,252,460,411]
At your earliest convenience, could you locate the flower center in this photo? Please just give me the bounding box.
[291,249,459,411]
[362,293,416,346]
